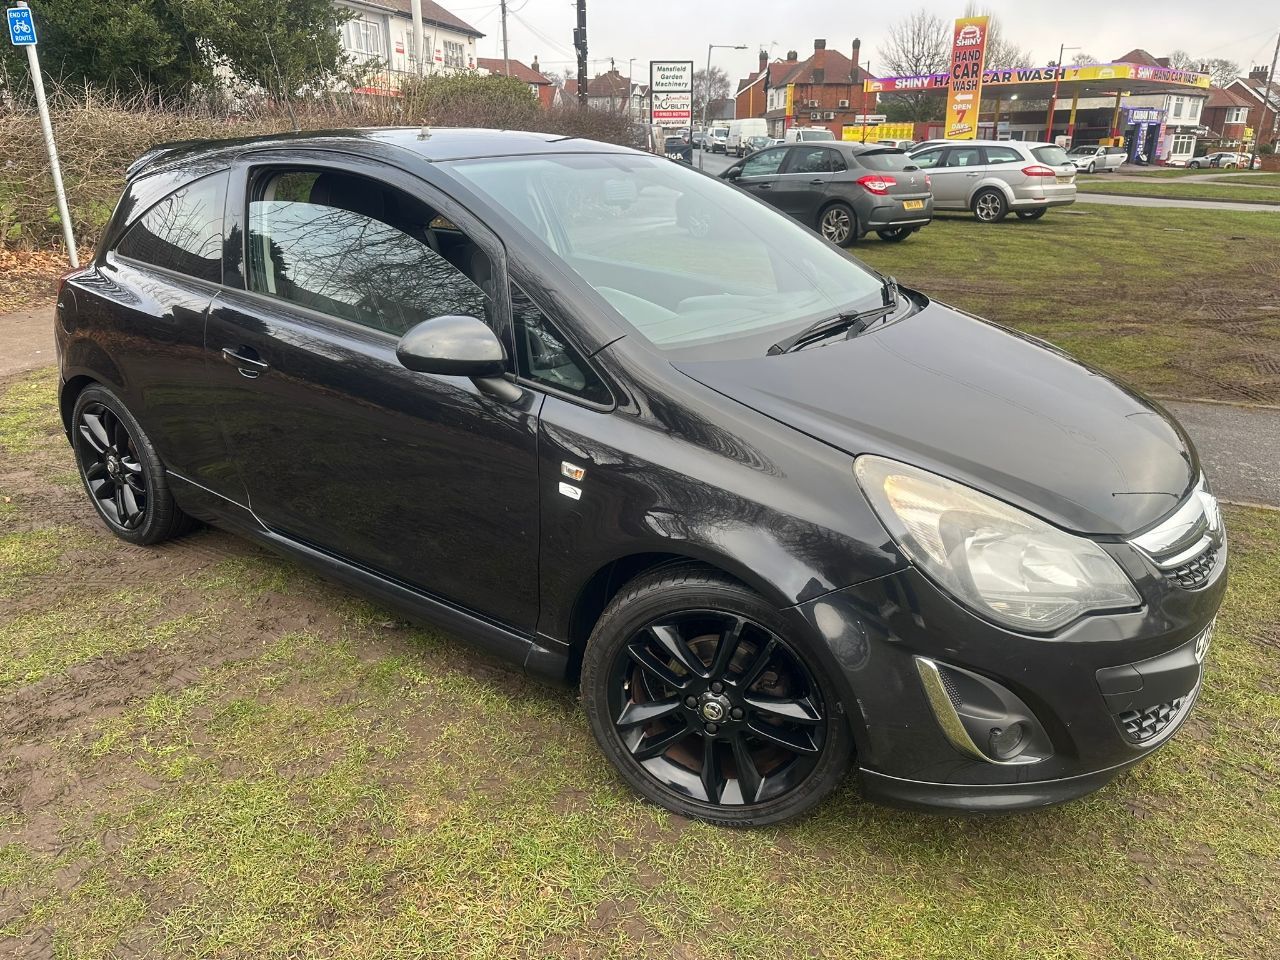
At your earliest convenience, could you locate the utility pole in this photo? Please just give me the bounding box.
[410,0,425,76]
[499,0,510,76]
[1251,29,1280,172]
[574,0,588,106]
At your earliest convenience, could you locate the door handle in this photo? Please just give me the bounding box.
[222,346,270,379]
[965,172,981,177]
[809,178,825,184]
[756,183,772,190]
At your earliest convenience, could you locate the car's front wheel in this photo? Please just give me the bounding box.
[1084,161,1095,174]
[972,188,1008,223]
[818,202,857,246]
[1189,160,1202,169]
[72,384,193,545]
[580,565,853,826]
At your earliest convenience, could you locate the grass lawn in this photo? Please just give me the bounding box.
[2,356,1280,959]
[1111,168,1256,179]
[1211,173,1280,187]
[853,204,1280,404]
[1074,181,1280,204]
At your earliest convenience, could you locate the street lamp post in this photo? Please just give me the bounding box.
[1045,43,1080,142]
[699,43,747,169]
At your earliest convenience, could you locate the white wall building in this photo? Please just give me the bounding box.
[336,0,484,92]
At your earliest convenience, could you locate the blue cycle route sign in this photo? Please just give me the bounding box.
[7,6,37,45]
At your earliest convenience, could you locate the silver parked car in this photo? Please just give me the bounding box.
[907,140,1077,222]
[1067,144,1126,174]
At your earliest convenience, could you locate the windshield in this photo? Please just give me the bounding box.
[800,130,835,141]
[449,152,883,355]
[711,127,728,137]
[855,149,917,171]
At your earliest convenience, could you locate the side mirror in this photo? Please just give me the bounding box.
[724,167,742,180]
[396,315,521,402]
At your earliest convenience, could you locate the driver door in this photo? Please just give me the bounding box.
[205,156,543,631]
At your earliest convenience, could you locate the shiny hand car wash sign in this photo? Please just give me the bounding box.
[943,16,989,140]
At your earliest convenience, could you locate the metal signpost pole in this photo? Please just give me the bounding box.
[9,2,77,267]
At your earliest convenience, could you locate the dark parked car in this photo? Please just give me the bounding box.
[663,135,693,164]
[57,128,1225,826]
[721,142,933,244]
[743,135,771,157]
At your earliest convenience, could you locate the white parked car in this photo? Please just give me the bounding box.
[784,127,836,143]
[1066,145,1126,174]
[1188,152,1262,170]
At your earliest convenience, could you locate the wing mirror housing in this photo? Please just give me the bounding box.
[724,167,742,180]
[396,315,521,402]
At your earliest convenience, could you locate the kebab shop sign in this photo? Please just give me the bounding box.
[944,16,990,140]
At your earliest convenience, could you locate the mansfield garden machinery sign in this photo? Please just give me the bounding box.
[650,60,693,127]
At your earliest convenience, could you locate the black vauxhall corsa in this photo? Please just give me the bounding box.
[55,128,1225,826]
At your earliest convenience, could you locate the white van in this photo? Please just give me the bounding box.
[784,127,836,143]
[726,118,769,156]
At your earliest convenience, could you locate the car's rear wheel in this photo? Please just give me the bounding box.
[1016,208,1047,221]
[72,384,193,545]
[818,202,857,246]
[876,226,913,242]
[580,565,853,826]
[972,189,1008,223]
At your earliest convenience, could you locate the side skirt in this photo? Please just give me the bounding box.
[167,473,572,684]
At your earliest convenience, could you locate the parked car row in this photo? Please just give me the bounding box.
[1188,151,1263,169]
[717,138,1077,242]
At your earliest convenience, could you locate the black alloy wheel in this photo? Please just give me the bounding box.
[77,401,147,530]
[876,226,913,242]
[582,566,852,826]
[72,385,193,545]
[818,202,857,246]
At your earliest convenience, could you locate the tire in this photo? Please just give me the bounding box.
[71,384,194,545]
[972,188,1008,223]
[1189,160,1201,169]
[876,226,913,242]
[580,564,853,827]
[817,202,857,246]
[1016,208,1047,221]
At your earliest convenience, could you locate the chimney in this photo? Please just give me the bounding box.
[813,38,826,85]
[786,50,798,62]
[759,49,768,74]
[851,38,861,81]
[1156,57,1170,68]
[531,55,540,74]
[1249,65,1270,81]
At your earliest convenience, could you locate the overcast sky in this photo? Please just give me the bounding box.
[469,0,1279,83]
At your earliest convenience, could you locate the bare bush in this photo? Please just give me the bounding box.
[0,81,635,250]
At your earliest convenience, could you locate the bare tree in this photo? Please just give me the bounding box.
[1070,52,1096,66]
[962,3,1032,69]
[877,8,950,121]
[1205,58,1241,87]
[692,65,731,124]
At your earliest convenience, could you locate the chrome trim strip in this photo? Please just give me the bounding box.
[914,657,990,763]
[1130,475,1222,569]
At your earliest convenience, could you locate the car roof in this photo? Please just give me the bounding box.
[127,126,638,179]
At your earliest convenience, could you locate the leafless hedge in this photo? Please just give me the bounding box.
[0,87,637,250]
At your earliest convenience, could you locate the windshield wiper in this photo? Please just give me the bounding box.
[768,275,900,355]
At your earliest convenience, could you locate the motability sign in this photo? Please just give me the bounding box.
[943,16,989,140]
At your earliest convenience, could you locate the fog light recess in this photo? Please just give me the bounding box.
[915,657,1053,765]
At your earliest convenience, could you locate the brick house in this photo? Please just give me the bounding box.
[1202,85,1254,148]
[737,39,876,138]
[735,50,800,120]
[477,56,554,108]
[1228,67,1280,151]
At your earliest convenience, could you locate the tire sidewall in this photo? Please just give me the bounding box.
[818,202,857,246]
[72,385,183,545]
[580,571,853,827]
[973,189,1008,223]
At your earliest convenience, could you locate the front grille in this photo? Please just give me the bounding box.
[1166,544,1219,589]
[1118,696,1188,743]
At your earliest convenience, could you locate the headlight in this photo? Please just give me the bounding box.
[855,456,1140,632]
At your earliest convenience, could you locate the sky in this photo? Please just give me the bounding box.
[464,0,1280,84]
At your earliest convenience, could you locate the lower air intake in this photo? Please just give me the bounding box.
[1118,696,1187,743]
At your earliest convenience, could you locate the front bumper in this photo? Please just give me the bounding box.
[784,536,1226,813]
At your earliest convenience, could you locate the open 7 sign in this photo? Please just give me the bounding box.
[7,6,37,45]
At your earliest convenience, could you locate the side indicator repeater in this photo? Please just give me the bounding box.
[561,461,586,481]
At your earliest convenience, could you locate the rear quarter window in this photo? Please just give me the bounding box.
[1031,146,1070,165]
[114,173,226,283]
[851,150,915,172]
